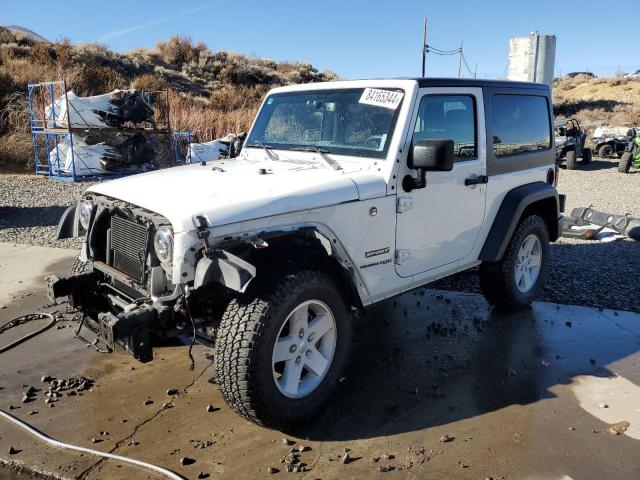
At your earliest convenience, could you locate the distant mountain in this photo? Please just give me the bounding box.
[5,25,50,43]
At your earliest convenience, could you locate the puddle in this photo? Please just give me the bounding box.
[572,374,640,440]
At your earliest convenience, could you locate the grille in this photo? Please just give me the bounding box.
[110,215,148,282]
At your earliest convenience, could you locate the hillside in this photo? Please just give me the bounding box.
[553,75,640,130]
[0,26,336,170]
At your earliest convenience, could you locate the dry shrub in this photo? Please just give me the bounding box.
[0,92,29,134]
[67,64,126,96]
[130,74,169,92]
[609,77,629,87]
[0,133,33,170]
[31,41,54,65]
[53,39,74,70]
[169,92,258,141]
[156,36,205,65]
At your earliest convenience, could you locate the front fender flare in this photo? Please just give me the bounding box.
[193,250,257,293]
[56,203,79,239]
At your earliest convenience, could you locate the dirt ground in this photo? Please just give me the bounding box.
[1,244,639,480]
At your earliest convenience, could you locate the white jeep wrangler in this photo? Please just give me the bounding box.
[50,78,562,427]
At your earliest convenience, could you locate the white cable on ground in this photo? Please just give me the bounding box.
[0,409,186,480]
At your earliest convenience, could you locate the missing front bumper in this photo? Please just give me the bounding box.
[46,271,156,363]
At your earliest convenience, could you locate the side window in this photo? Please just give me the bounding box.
[412,95,477,160]
[491,95,551,157]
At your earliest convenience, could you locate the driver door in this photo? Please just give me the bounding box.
[395,87,487,277]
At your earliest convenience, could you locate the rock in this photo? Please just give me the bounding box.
[128,441,140,446]
[371,457,380,463]
[598,402,609,408]
[382,453,394,460]
[8,404,19,410]
[180,457,196,466]
[440,434,455,443]
[205,404,216,413]
[90,437,99,443]
[341,453,351,464]
[27,410,37,415]
[8,446,20,455]
[143,399,153,406]
[21,394,30,403]
[197,473,210,479]
[266,466,278,474]
[297,445,308,452]
[166,388,179,396]
[282,438,292,445]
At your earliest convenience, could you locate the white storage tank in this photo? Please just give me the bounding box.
[508,32,556,87]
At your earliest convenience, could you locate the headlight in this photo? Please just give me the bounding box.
[79,200,93,230]
[154,226,173,264]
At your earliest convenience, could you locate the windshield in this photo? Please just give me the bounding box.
[245,88,404,159]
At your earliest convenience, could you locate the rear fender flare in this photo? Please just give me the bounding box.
[480,182,559,262]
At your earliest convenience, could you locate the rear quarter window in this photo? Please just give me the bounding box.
[491,95,551,157]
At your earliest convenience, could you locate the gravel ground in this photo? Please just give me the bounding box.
[0,158,638,311]
[0,174,99,249]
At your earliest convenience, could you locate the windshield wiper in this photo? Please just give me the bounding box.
[247,142,279,161]
[292,146,342,171]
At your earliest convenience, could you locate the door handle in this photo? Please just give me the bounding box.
[464,175,489,186]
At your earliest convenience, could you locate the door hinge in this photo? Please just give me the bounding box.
[395,249,412,265]
[397,196,414,213]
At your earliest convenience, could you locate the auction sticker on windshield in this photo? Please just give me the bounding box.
[359,88,404,110]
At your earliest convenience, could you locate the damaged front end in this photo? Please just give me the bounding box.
[49,195,255,362]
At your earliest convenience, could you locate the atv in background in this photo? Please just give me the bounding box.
[555,118,592,169]
[592,134,629,158]
[618,129,640,173]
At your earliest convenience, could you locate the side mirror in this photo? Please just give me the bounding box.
[403,139,454,191]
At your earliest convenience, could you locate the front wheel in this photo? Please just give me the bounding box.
[618,152,633,173]
[215,270,352,428]
[479,215,550,310]
[565,150,577,170]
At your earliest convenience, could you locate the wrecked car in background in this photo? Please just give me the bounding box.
[48,78,562,428]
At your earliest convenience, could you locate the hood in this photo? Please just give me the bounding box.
[87,157,384,232]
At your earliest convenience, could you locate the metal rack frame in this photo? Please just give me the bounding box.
[28,80,188,182]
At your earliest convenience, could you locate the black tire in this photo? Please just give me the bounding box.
[581,147,592,164]
[599,144,613,158]
[618,152,633,173]
[565,150,577,170]
[215,270,352,428]
[479,215,550,311]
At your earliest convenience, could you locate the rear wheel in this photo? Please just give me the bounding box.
[618,152,633,173]
[581,147,592,164]
[215,270,352,428]
[480,215,550,310]
[565,150,577,170]
[599,144,613,158]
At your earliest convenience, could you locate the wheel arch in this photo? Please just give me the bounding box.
[250,227,365,310]
[479,182,559,262]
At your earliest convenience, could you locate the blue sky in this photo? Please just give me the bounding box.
[2,0,638,79]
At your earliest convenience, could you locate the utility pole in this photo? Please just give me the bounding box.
[474,63,478,79]
[457,40,463,78]
[421,17,427,77]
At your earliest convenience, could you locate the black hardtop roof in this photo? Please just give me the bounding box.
[396,77,549,91]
